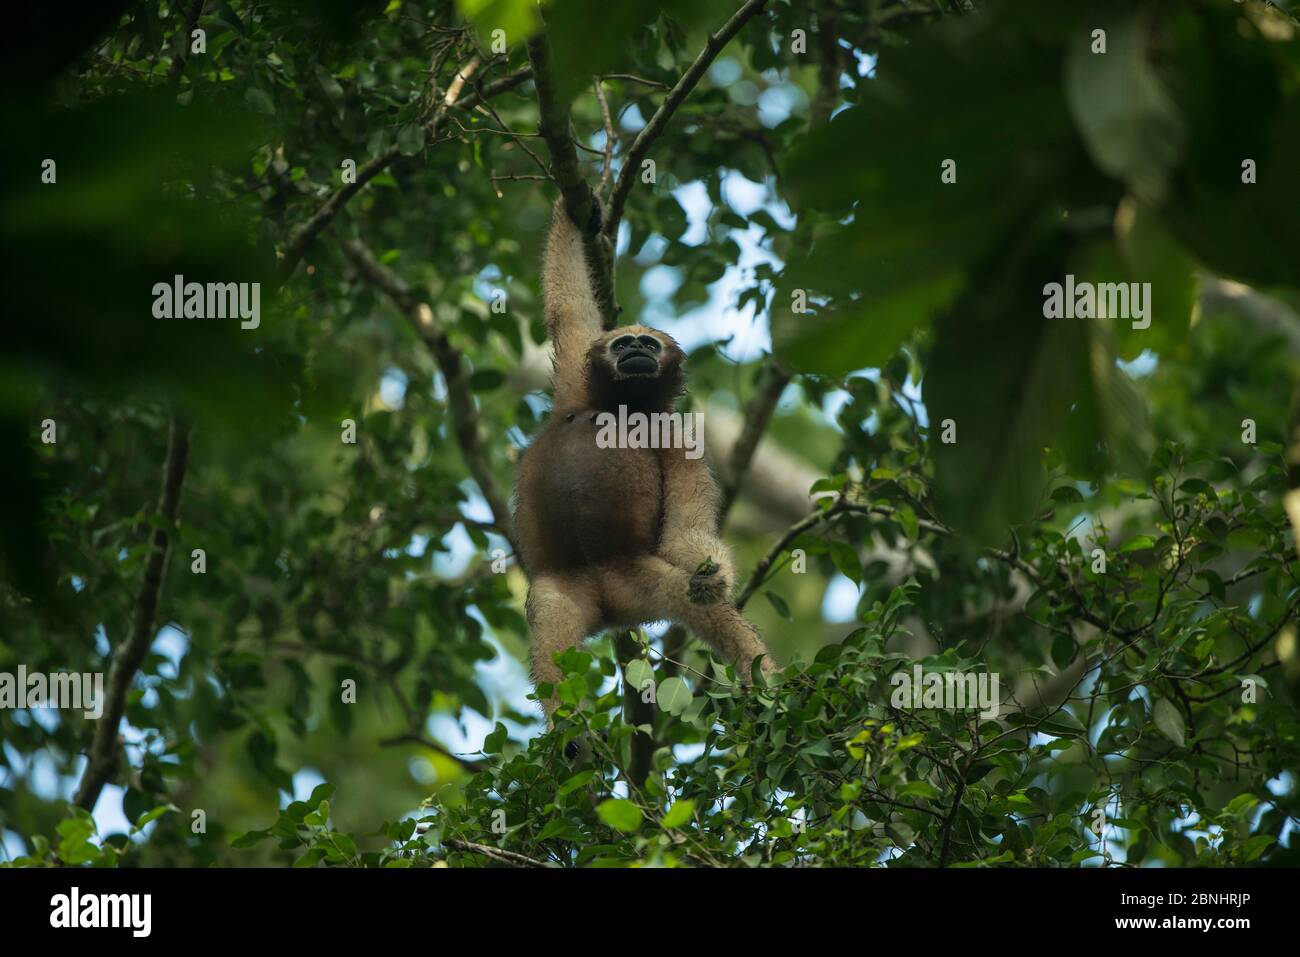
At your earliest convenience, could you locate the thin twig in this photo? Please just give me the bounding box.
[593,77,615,197]
[378,732,484,772]
[442,838,548,868]
[75,416,192,811]
[475,95,553,180]
[603,0,771,244]
[603,73,671,89]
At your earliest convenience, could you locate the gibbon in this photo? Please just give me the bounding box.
[515,201,776,716]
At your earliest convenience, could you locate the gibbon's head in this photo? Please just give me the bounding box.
[584,324,686,412]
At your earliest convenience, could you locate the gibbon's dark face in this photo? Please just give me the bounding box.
[584,324,686,412]
[610,332,662,376]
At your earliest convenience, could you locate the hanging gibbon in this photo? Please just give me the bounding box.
[515,201,776,716]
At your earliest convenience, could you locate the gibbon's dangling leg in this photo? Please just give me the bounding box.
[601,555,776,683]
[682,602,776,682]
[543,200,605,412]
[526,573,600,717]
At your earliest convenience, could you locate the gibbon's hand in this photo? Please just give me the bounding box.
[688,556,729,605]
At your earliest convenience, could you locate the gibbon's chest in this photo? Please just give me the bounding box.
[527,411,666,566]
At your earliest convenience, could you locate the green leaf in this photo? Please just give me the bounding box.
[1051,485,1085,504]
[656,676,692,715]
[244,86,276,116]
[1037,709,1088,737]
[1224,794,1259,816]
[558,770,596,796]
[1152,697,1185,748]
[779,16,1074,377]
[294,847,327,868]
[624,658,654,693]
[897,780,938,801]
[765,591,792,620]
[828,540,862,583]
[469,369,506,391]
[1242,835,1275,862]
[396,123,425,156]
[131,803,178,832]
[1119,535,1156,553]
[1064,11,1184,201]
[661,800,695,829]
[596,798,642,833]
[926,223,1109,544]
[307,783,337,806]
[230,829,270,849]
[483,721,508,754]
[1051,633,1077,670]
[896,506,919,542]
[328,832,358,859]
[801,738,833,758]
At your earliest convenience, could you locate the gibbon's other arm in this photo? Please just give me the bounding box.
[543,201,604,411]
[657,448,738,605]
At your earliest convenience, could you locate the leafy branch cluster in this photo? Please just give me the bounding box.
[216,439,1297,868]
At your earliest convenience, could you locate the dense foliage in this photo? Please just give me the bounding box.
[2,0,1299,868]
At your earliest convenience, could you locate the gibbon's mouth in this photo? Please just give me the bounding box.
[616,351,659,376]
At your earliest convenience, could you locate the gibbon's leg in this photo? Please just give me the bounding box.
[543,200,604,410]
[601,556,776,682]
[526,574,600,717]
[655,448,737,605]
[679,598,777,682]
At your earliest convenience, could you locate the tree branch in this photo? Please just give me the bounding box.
[937,767,968,867]
[75,415,191,811]
[718,361,790,525]
[593,77,616,197]
[73,33,205,812]
[525,30,618,328]
[736,500,842,610]
[339,236,515,548]
[614,630,655,786]
[736,499,974,610]
[442,838,548,867]
[378,732,484,773]
[603,0,770,245]
[714,0,845,528]
[603,73,670,90]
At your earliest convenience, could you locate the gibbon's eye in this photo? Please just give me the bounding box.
[636,335,662,353]
[610,335,636,352]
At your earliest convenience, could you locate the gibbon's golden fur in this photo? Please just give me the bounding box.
[515,202,776,715]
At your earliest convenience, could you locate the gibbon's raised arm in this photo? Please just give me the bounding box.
[543,201,604,410]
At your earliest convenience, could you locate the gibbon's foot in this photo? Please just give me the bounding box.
[688,557,727,605]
